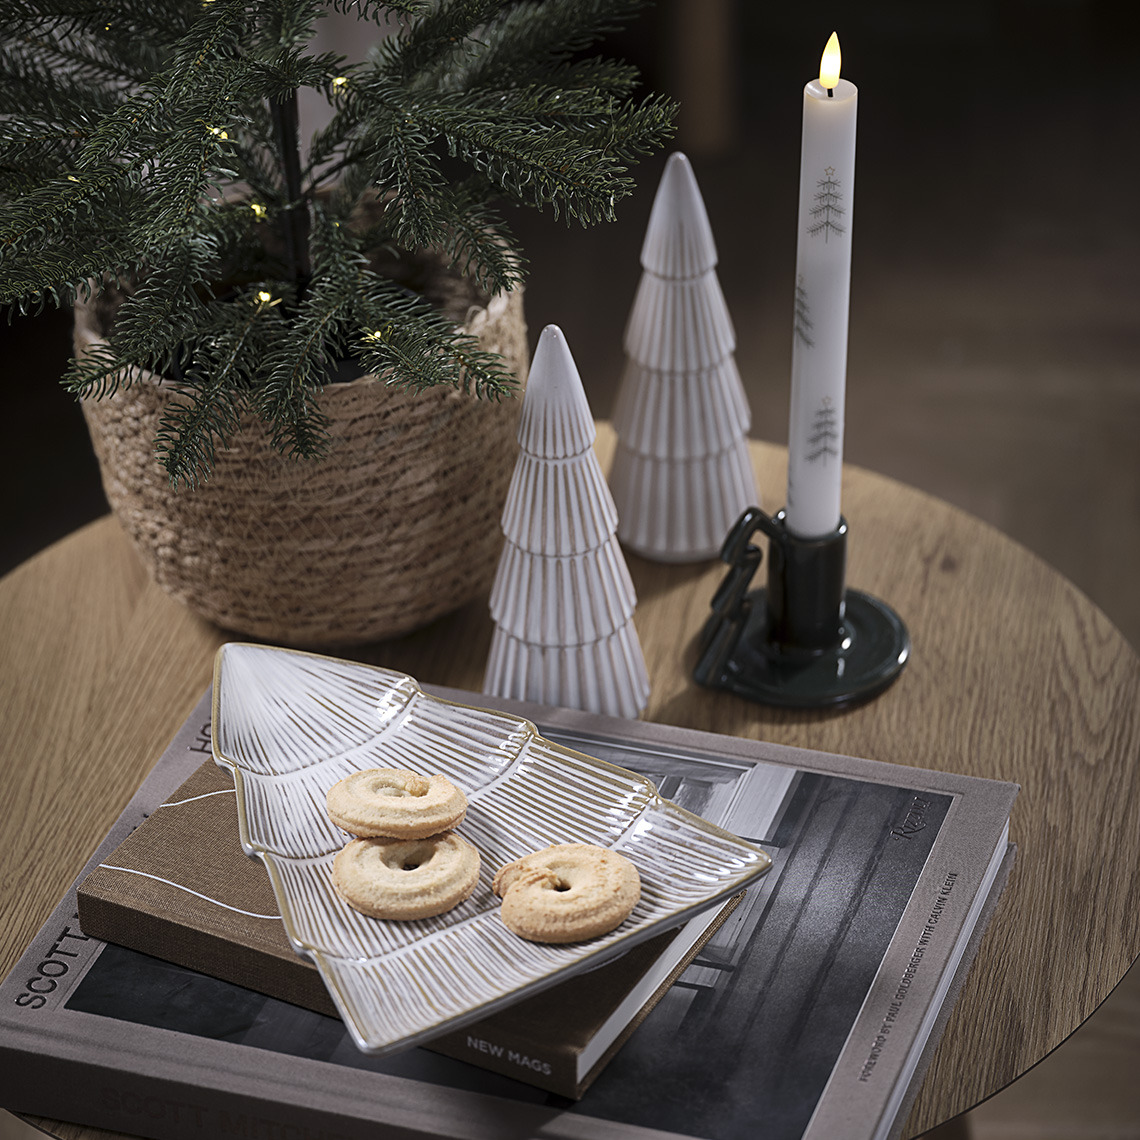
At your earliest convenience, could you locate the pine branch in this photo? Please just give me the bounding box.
[0,42,124,122]
[353,273,516,400]
[2,0,198,46]
[2,23,162,89]
[543,56,642,98]
[455,0,647,88]
[153,289,269,488]
[461,81,676,160]
[327,0,427,21]
[63,254,215,398]
[0,0,676,483]
[260,0,324,52]
[426,104,629,225]
[0,126,85,197]
[376,0,515,85]
[155,377,246,489]
[433,177,525,294]
[367,121,448,247]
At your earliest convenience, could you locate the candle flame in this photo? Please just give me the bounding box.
[819,32,841,89]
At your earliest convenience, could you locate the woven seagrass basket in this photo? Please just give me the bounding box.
[75,273,527,648]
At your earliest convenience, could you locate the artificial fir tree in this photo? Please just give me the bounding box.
[609,151,757,562]
[484,324,649,719]
[0,0,675,487]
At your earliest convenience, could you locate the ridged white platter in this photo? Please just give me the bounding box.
[211,642,772,1056]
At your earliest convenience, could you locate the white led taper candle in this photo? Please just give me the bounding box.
[785,32,857,539]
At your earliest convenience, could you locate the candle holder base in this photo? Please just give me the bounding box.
[694,507,909,709]
[696,586,909,709]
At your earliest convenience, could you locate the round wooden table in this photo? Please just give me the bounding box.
[3,427,1139,1140]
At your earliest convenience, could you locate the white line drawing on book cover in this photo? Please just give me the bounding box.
[158,789,236,808]
[100,785,280,920]
[98,865,282,920]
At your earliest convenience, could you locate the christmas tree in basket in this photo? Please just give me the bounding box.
[484,325,649,719]
[0,0,676,646]
[609,152,758,562]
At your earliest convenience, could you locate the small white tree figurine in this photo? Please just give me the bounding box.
[484,325,650,719]
[609,151,759,562]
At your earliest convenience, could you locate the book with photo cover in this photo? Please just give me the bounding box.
[0,682,1017,1140]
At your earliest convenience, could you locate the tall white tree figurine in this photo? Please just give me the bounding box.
[483,324,651,719]
[609,151,759,562]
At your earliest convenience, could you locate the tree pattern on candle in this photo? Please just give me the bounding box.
[793,274,814,347]
[807,166,845,242]
[806,397,839,464]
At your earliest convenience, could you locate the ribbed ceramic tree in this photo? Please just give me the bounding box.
[484,325,650,718]
[609,151,759,562]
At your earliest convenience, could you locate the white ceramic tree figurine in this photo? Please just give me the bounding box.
[484,325,650,719]
[609,151,759,562]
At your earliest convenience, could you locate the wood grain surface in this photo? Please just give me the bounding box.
[2,425,1138,1140]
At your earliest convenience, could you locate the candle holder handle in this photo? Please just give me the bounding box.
[694,507,910,708]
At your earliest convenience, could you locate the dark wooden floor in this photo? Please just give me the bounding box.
[2,5,1138,1138]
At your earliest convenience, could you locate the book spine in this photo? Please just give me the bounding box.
[0,1049,429,1140]
[75,892,340,1018]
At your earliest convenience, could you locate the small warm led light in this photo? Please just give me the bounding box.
[209,125,228,139]
[332,76,348,89]
[819,32,841,91]
[250,201,266,219]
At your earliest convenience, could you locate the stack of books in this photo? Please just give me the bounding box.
[0,685,1017,1140]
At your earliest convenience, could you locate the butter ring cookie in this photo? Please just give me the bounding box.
[326,767,467,839]
[493,843,641,943]
[332,832,481,920]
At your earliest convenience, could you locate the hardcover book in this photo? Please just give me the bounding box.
[0,683,1018,1140]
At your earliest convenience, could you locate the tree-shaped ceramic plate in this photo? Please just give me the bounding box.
[211,642,772,1054]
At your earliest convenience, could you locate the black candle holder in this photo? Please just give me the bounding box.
[694,506,909,708]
